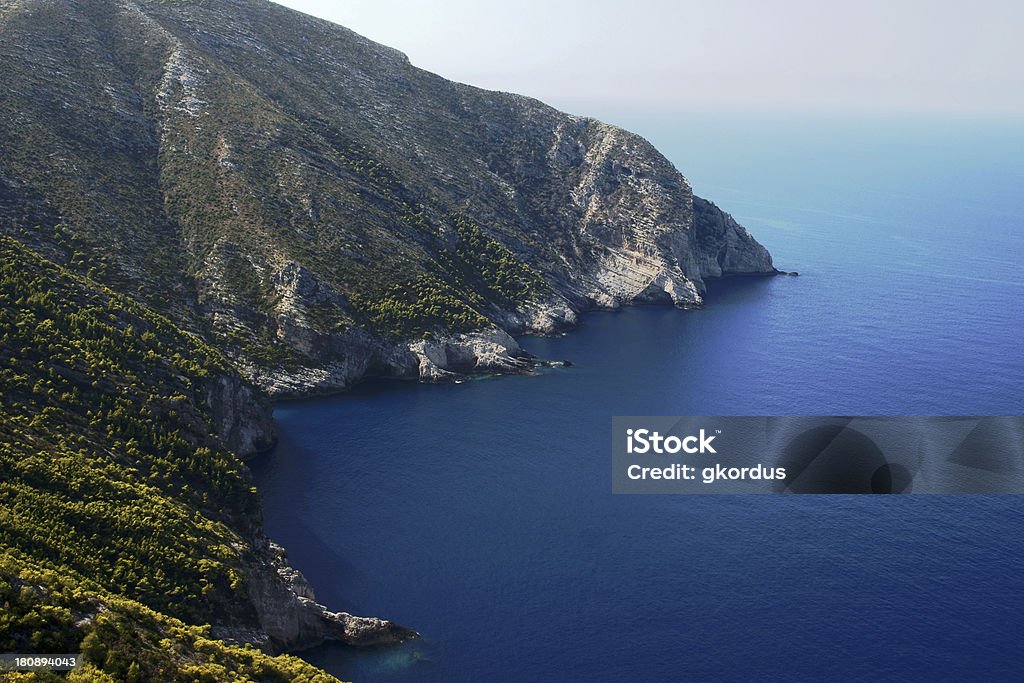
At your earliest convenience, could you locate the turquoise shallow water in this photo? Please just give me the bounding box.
[251,114,1024,681]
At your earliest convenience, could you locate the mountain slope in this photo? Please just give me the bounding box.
[1,554,341,683]
[0,0,776,396]
[0,236,414,678]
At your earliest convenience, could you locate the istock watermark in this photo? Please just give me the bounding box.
[612,416,1024,494]
[626,428,718,454]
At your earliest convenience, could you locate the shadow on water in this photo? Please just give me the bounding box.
[705,272,788,302]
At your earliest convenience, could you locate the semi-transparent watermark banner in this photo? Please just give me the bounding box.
[612,417,1024,493]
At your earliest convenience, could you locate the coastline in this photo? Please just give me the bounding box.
[251,269,795,658]
[262,269,793,402]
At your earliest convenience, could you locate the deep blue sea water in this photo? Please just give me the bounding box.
[251,114,1024,681]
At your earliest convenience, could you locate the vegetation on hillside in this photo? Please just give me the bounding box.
[0,237,337,681]
[0,554,339,683]
[445,216,548,305]
[351,217,547,338]
[351,273,490,338]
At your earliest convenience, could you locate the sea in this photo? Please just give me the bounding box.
[250,112,1024,681]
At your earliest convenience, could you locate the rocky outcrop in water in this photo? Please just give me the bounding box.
[229,541,417,653]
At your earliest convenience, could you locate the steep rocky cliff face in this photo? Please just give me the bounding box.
[0,0,776,396]
[204,373,276,457]
[236,541,418,653]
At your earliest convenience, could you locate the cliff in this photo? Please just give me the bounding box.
[0,0,776,396]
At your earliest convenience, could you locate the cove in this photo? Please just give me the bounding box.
[251,114,1024,681]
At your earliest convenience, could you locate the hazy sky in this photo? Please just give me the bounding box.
[272,0,1023,115]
